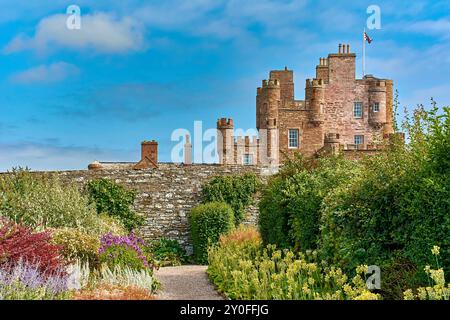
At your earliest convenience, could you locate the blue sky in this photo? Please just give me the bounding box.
[0,0,449,171]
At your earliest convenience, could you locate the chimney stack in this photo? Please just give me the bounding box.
[184,134,192,165]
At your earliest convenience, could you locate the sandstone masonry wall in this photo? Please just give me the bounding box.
[44,164,267,254]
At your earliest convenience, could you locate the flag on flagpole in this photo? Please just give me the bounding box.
[364,31,373,44]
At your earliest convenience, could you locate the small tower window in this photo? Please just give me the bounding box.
[354,135,364,145]
[373,103,380,112]
[353,102,363,118]
[288,129,299,148]
[243,154,253,165]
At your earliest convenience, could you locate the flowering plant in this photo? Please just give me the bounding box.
[0,218,67,277]
[0,261,71,300]
[99,232,153,271]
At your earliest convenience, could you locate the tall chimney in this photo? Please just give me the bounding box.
[338,44,342,54]
[184,134,192,165]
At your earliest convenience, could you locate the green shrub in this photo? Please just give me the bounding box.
[86,178,144,232]
[0,170,120,237]
[259,155,360,251]
[148,238,188,266]
[319,104,449,289]
[201,173,259,225]
[189,202,235,264]
[51,228,101,267]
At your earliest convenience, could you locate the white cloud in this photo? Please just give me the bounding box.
[408,19,450,39]
[0,142,134,172]
[10,62,80,84]
[4,12,145,54]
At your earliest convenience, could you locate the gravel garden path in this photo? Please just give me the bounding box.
[154,265,224,300]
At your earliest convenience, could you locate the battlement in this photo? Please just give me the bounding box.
[235,135,258,146]
[261,79,280,88]
[306,78,326,87]
[217,117,234,128]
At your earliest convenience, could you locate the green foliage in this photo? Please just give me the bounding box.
[51,228,101,267]
[86,178,144,232]
[259,155,360,251]
[257,102,449,299]
[148,238,188,266]
[0,281,73,300]
[99,244,148,271]
[189,202,235,264]
[0,170,123,237]
[320,103,449,288]
[201,173,259,225]
[207,227,380,300]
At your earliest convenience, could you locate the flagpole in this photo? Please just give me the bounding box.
[363,27,366,78]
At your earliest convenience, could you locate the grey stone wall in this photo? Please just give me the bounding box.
[53,163,271,253]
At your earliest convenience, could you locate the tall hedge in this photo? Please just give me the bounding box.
[201,173,259,226]
[189,202,235,264]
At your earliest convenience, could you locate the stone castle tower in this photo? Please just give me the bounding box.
[217,43,395,165]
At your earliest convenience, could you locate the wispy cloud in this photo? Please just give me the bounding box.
[10,62,80,84]
[0,141,135,172]
[3,12,145,55]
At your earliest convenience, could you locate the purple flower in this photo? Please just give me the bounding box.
[99,233,150,268]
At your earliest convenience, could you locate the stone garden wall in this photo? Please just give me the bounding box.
[52,163,272,253]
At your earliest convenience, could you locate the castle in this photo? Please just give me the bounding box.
[216,43,395,166]
[89,44,395,170]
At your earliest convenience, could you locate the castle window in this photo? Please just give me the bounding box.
[353,102,363,118]
[373,103,380,112]
[354,135,364,145]
[243,154,253,165]
[288,129,299,148]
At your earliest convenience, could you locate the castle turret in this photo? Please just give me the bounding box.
[306,78,325,125]
[256,78,280,130]
[217,118,234,165]
[256,79,280,166]
[366,77,387,128]
[323,133,341,155]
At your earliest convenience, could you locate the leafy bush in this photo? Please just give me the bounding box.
[99,233,152,271]
[0,170,123,237]
[0,219,67,276]
[86,178,144,232]
[319,104,449,289]
[0,262,72,300]
[189,202,235,264]
[259,156,360,251]
[207,227,380,300]
[51,228,100,267]
[148,238,188,266]
[201,173,259,225]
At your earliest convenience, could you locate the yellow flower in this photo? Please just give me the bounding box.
[356,265,369,274]
[431,245,440,256]
[403,289,415,300]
